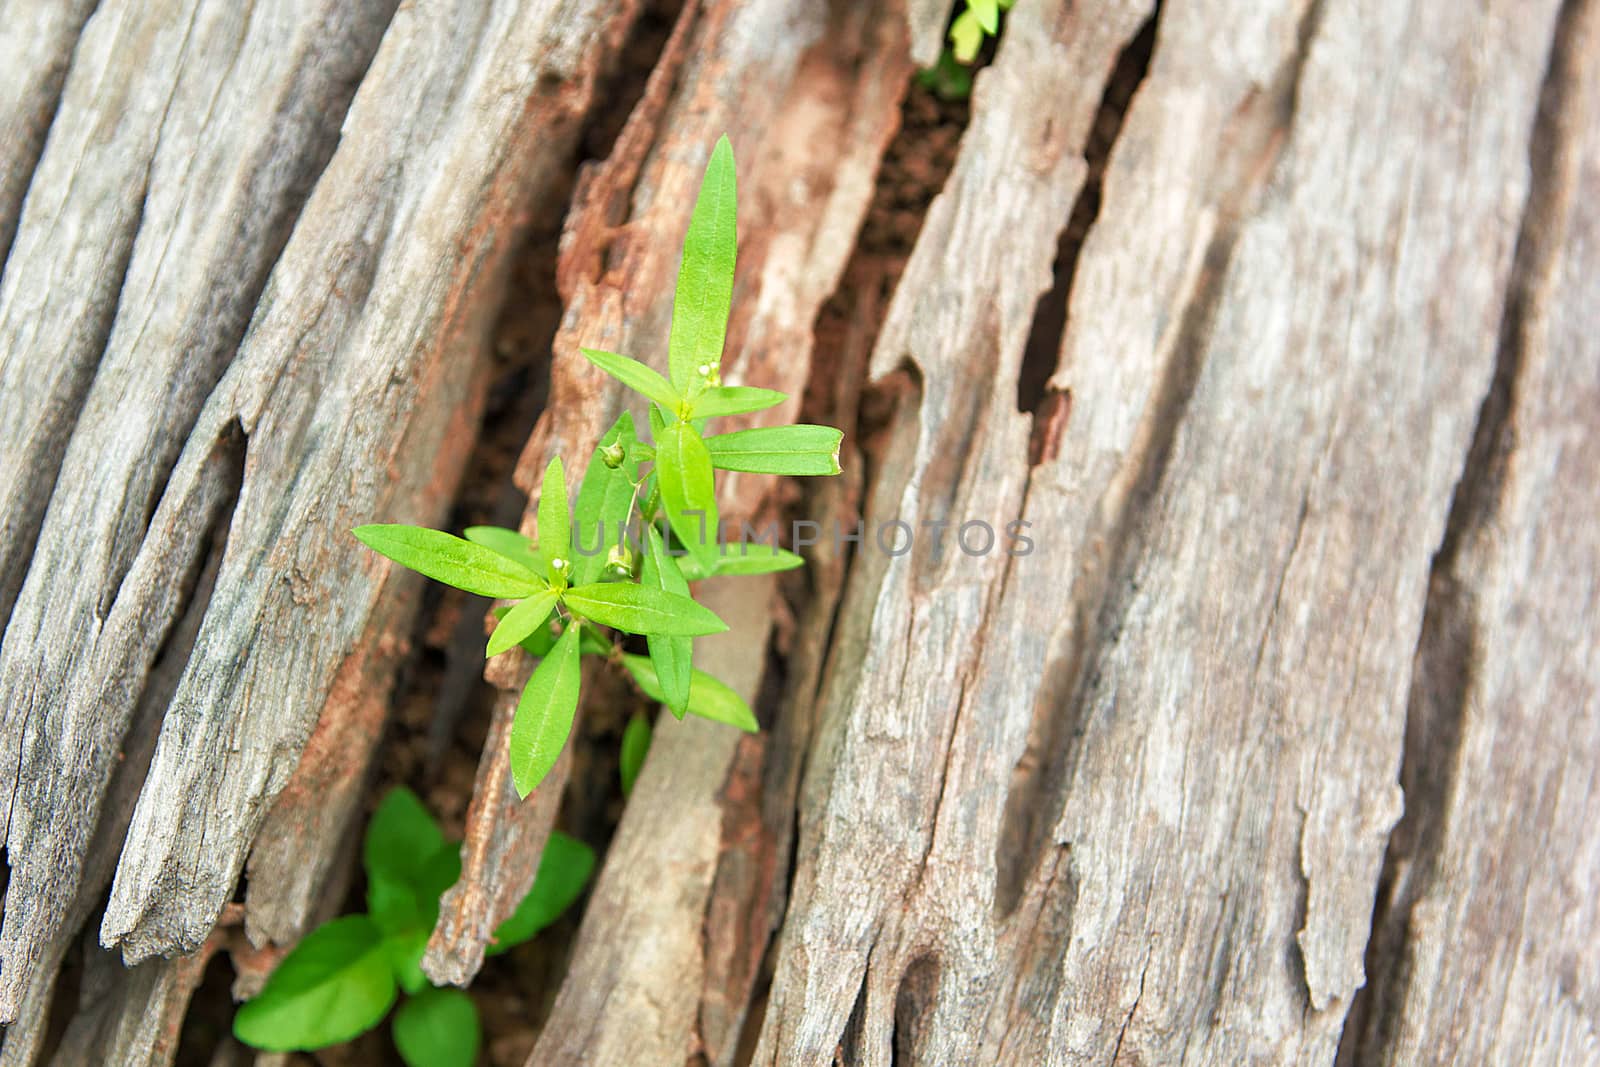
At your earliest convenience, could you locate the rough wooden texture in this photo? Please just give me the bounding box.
[1344,2,1600,1061]
[517,4,913,1061]
[0,0,638,1039]
[2,0,1596,1060]
[0,0,396,1018]
[750,0,1572,1061]
[0,0,96,266]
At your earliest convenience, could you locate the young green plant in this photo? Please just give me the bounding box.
[353,135,843,798]
[234,788,593,1065]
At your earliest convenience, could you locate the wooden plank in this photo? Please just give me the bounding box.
[749,0,1568,1062]
[1345,2,1600,1061]
[0,0,96,266]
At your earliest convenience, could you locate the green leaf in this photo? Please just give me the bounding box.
[381,927,431,995]
[675,543,806,581]
[364,790,459,942]
[622,655,758,732]
[487,831,596,955]
[580,348,682,412]
[571,413,641,587]
[970,0,1000,33]
[509,623,583,798]
[688,386,786,420]
[621,714,652,795]
[234,916,397,1051]
[462,526,540,571]
[714,545,806,578]
[364,788,447,894]
[655,421,719,570]
[640,527,692,715]
[392,987,480,1067]
[950,8,984,62]
[535,456,570,575]
[668,135,737,394]
[703,425,843,476]
[353,525,543,599]
[562,582,727,637]
[486,589,559,658]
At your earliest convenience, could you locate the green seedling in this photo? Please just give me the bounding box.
[234,787,594,1064]
[353,136,842,798]
[916,0,1013,99]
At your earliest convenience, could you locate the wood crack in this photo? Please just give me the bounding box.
[1337,0,1595,1058]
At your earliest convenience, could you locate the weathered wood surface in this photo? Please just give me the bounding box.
[0,0,638,1047]
[1,0,1597,1063]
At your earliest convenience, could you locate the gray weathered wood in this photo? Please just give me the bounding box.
[750,0,1570,1061]
[1345,2,1600,1061]
[0,0,395,1021]
[91,0,636,966]
[2,0,1596,1059]
[0,0,96,267]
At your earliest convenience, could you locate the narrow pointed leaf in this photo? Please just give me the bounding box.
[971,0,1000,33]
[536,455,570,571]
[703,425,843,476]
[562,582,727,637]
[688,385,786,420]
[675,542,805,581]
[950,9,984,62]
[622,654,759,732]
[668,135,737,393]
[580,348,682,411]
[713,544,805,577]
[487,831,596,954]
[655,421,719,570]
[463,525,540,571]
[620,714,652,794]
[233,916,397,1051]
[641,527,691,714]
[571,413,641,586]
[487,589,559,658]
[353,525,542,599]
[509,623,583,798]
[392,987,480,1067]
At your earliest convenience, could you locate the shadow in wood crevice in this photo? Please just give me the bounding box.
[1336,0,1592,1058]
[726,68,974,1066]
[995,0,1327,920]
[1017,9,1158,424]
[891,951,942,1067]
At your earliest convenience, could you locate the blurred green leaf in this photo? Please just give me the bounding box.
[233,916,396,1052]
[570,413,641,586]
[620,714,652,794]
[392,987,480,1067]
[461,526,540,571]
[689,386,786,420]
[487,831,596,955]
